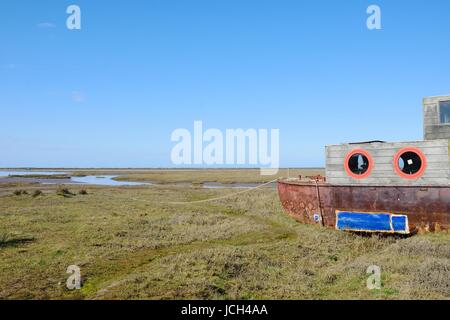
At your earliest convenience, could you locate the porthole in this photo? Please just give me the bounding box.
[394,147,427,179]
[344,149,373,179]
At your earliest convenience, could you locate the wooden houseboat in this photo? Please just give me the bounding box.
[278,95,450,233]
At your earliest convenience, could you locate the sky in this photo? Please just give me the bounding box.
[1,0,450,168]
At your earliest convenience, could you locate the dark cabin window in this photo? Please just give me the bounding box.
[439,100,450,124]
[397,151,422,175]
[347,153,369,175]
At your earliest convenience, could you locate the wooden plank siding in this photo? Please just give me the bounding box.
[325,140,450,186]
[423,95,450,140]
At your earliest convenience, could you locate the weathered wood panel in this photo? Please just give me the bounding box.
[327,155,449,165]
[425,125,450,140]
[326,140,450,186]
[423,95,450,140]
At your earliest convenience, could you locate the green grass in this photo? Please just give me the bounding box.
[0,169,448,300]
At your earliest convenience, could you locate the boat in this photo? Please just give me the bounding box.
[278,95,450,233]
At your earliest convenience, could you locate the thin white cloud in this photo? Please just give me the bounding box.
[37,22,56,28]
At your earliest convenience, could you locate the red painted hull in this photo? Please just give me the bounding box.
[277,180,450,233]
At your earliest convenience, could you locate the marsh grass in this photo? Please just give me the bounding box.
[32,190,43,198]
[0,232,34,249]
[13,190,28,196]
[0,170,448,300]
[0,232,10,246]
[56,187,74,197]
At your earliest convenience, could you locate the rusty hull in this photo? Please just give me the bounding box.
[278,180,450,233]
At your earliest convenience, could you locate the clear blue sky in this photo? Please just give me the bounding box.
[1,0,449,168]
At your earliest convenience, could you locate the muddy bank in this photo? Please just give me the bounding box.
[0,177,74,184]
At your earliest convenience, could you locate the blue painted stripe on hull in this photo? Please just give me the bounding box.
[336,211,409,234]
[336,212,391,231]
[392,215,408,232]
